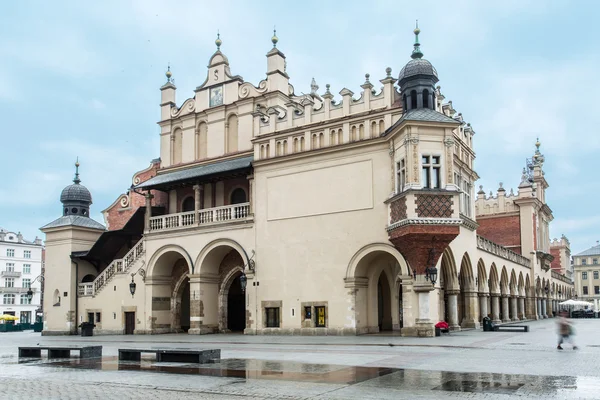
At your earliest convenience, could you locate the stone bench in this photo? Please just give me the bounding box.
[19,345,102,359]
[118,348,220,364]
[494,325,529,332]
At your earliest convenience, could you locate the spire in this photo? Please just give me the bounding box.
[215,31,222,50]
[411,20,423,59]
[73,158,81,185]
[310,77,319,95]
[271,27,278,48]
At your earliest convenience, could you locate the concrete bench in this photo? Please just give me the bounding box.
[19,345,102,359]
[118,348,220,364]
[494,325,529,332]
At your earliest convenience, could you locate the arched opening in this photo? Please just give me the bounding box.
[410,90,417,109]
[377,272,392,331]
[182,196,195,212]
[180,277,190,331]
[81,274,96,283]
[53,289,60,307]
[423,89,430,109]
[227,274,245,331]
[230,188,247,205]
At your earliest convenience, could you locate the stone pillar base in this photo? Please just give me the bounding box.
[414,322,435,337]
[461,320,480,329]
[400,326,418,337]
[41,330,72,336]
[450,325,461,331]
[188,326,218,335]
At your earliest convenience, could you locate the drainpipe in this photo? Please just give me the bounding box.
[70,256,79,335]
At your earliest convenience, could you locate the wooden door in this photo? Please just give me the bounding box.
[125,312,135,335]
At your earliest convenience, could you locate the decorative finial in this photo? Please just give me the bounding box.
[215,31,222,50]
[535,137,541,149]
[165,63,172,82]
[271,27,278,48]
[310,77,319,95]
[385,67,392,77]
[411,20,423,59]
[364,73,371,84]
[499,182,503,188]
[73,157,81,184]
[325,83,331,93]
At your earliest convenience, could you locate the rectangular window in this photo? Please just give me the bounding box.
[421,155,441,189]
[20,311,31,324]
[595,286,599,295]
[4,278,14,288]
[595,271,599,280]
[96,312,101,323]
[6,263,14,272]
[583,286,589,295]
[20,294,31,305]
[23,250,31,259]
[594,258,598,265]
[396,159,406,192]
[315,306,326,328]
[22,279,31,288]
[582,272,588,280]
[304,306,312,320]
[582,259,587,265]
[6,249,14,257]
[265,307,280,328]
[22,264,30,274]
[3,294,15,305]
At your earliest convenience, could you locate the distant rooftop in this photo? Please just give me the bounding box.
[575,244,600,257]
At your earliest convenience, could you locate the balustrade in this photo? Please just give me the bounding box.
[148,203,250,233]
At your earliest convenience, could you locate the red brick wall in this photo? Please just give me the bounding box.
[476,214,522,254]
[550,248,562,272]
[103,162,168,231]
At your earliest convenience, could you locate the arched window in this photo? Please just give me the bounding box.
[81,274,96,283]
[351,126,357,142]
[230,188,247,204]
[227,114,238,153]
[423,89,430,109]
[337,129,343,144]
[312,134,318,149]
[359,124,364,140]
[319,132,324,148]
[293,138,299,153]
[172,129,183,164]
[371,121,378,138]
[197,122,207,159]
[403,94,407,111]
[182,196,195,212]
[53,289,60,307]
[379,120,385,135]
[330,130,336,145]
[410,90,417,109]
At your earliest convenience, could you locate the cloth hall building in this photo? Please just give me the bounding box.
[41,27,573,337]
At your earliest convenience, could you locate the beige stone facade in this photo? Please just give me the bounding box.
[573,243,600,308]
[41,29,573,337]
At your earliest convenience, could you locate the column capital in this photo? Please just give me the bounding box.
[478,292,490,297]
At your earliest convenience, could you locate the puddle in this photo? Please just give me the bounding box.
[433,380,524,394]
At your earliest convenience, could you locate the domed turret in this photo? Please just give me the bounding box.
[399,22,439,112]
[60,159,92,217]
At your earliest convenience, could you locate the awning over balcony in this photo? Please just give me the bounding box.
[134,155,253,191]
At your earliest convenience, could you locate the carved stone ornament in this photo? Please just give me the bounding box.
[239,80,268,98]
[170,98,196,118]
[119,195,130,208]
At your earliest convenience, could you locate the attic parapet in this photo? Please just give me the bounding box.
[551,235,571,249]
[474,183,520,216]
[254,69,399,137]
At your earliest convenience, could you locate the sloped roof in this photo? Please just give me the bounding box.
[576,244,600,257]
[382,108,459,137]
[41,215,106,231]
[135,155,253,190]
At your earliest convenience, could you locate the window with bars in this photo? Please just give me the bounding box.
[396,159,406,193]
[421,155,441,189]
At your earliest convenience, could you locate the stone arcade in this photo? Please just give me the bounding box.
[41,26,573,337]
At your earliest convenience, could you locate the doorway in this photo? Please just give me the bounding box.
[227,275,246,331]
[125,312,135,335]
[180,280,190,332]
[377,272,392,331]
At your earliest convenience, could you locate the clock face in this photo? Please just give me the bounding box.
[210,86,223,107]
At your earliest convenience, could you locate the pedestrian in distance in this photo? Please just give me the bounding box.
[557,310,578,350]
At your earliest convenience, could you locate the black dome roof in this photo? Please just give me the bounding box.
[398,58,438,83]
[60,183,92,204]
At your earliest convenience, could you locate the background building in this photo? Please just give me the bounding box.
[0,228,43,323]
[573,242,600,307]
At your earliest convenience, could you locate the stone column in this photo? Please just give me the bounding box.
[413,283,434,337]
[144,192,153,231]
[491,294,501,324]
[248,175,254,214]
[462,290,480,329]
[525,289,537,320]
[518,296,526,320]
[446,290,460,330]
[187,274,202,334]
[542,297,547,318]
[479,293,489,321]
[537,298,542,319]
[510,296,518,321]
[193,184,202,224]
[546,297,552,317]
[501,295,510,323]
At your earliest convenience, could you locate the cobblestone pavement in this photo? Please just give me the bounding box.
[1,318,600,399]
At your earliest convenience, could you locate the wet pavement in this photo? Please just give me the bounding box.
[2,318,600,399]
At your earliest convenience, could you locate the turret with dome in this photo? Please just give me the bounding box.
[398,22,439,112]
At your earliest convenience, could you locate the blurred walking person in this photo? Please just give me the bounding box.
[557,310,578,350]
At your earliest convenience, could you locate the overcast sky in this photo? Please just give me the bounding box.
[0,1,598,255]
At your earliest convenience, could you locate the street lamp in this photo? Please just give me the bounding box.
[26,274,44,302]
[239,273,247,292]
[129,274,136,297]
[425,245,438,286]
